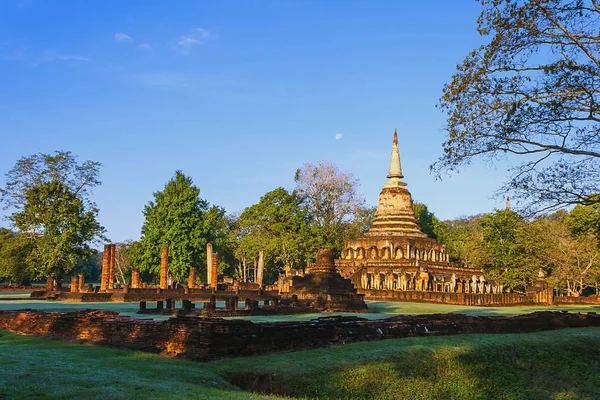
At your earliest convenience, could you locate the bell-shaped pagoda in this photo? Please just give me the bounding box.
[335,130,478,292]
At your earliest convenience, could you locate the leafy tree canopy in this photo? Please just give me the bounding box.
[0,151,104,280]
[0,228,34,285]
[478,210,538,291]
[133,171,224,284]
[234,187,320,282]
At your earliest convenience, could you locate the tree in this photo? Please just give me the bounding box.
[435,216,485,269]
[294,161,366,251]
[565,200,600,239]
[133,171,222,284]
[0,151,104,280]
[412,202,439,239]
[0,228,34,285]
[478,210,538,292]
[524,214,600,296]
[434,0,600,212]
[234,188,319,283]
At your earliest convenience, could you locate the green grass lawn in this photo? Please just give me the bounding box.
[1,298,599,322]
[1,326,600,399]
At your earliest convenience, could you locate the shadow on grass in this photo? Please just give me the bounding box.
[335,332,600,399]
[222,328,600,400]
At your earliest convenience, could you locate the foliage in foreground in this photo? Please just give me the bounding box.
[1,327,600,399]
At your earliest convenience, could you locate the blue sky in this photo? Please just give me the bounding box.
[0,0,512,242]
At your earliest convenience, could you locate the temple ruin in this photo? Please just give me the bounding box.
[278,249,367,312]
[335,130,501,295]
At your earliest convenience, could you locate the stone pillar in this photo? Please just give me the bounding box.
[70,276,78,293]
[182,299,192,312]
[157,300,164,311]
[100,244,110,291]
[160,245,168,289]
[206,243,213,287]
[131,269,140,289]
[108,243,116,290]
[211,252,218,289]
[257,249,264,287]
[166,298,173,310]
[188,267,197,289]
[406,243,410,259]
[139,301,146,311]
[46,276,55,292]
[78,273,85,292]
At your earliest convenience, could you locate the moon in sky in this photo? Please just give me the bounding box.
[335,133,343,140]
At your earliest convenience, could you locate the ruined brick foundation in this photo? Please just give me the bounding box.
[0,310,599,361]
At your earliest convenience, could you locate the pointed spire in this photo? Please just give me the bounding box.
[505,196,511,212]
[387,128,404,180]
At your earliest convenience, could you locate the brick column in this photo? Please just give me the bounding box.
[160,245,168,289]
[188,267,197,289]
[70,276,78,293]
[206,243,213,286]
[257,249,264,287]
[100,244,110,291]
[211,252,218,289]
[108,243,116,290]
[131,269,140,289]
[46,276,55,292]
[78,273,85,292]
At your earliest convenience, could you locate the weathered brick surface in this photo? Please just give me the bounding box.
[0,310,599,361]
[359,289,535,306]
[554,296,600,305]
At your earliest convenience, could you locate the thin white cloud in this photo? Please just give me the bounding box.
[137,42,152,50]
[114,33,133,41]
[177,28,209,55]
[43,51,90,62]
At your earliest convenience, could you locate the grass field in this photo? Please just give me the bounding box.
[1,294,600,322]
[1,326,599,399]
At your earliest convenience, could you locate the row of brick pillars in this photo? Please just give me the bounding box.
[101,243,218,291]
[69,274,86,293]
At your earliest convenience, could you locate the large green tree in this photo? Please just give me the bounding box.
[435,216,485,269]
[565,200,600,239]
[134,171,223,284]
[0,151,104,280]
[234,188,319,283]
[478,210,538,292]
[434,0,600,211]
